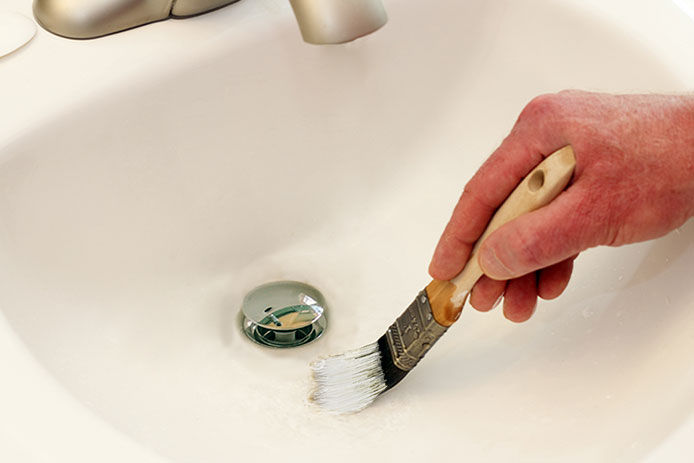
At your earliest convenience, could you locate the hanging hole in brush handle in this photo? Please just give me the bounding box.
[426,145,577,326]
[527,169,546,192]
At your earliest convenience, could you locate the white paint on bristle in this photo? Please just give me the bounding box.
[310,342,387,414]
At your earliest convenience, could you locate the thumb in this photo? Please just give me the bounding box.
[477,186,600,280]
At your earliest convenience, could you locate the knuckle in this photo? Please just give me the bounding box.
[443,226,470,252]
[556,89,584,98]
[517,93,563,124]
[461,183,485,209]
[462,177,497,213]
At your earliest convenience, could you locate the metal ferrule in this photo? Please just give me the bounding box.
[385,290,448,371]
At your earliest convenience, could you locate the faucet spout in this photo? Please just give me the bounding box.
[289,0,387,44]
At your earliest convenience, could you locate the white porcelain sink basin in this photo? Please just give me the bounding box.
[2,0,694,461]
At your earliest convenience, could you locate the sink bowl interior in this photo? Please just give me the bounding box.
[1,0,693,461]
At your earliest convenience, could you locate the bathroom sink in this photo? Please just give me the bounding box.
[1,0,694,461]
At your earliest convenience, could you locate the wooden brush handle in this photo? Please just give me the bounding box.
[427,145,577,326]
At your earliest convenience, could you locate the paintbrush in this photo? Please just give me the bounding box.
[310,145,576,414]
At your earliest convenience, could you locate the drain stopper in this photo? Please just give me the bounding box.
[240,281,328,348]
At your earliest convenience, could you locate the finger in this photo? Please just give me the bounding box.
[478,182,602,280]
[537,256,576,300]
[469,276,506,312]
[429,97,569,281]
[503,272,538,323]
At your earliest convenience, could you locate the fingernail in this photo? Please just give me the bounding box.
[479,246,513,280]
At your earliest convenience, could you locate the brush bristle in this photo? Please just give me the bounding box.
[310,342,387,414]
[310,335,410,414]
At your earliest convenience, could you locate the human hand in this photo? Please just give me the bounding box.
[429,91,694,322]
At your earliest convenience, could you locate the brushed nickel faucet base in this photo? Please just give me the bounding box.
[33,0,387,43]
[33,0,238,39]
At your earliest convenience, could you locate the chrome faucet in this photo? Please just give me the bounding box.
[33,0,387,44]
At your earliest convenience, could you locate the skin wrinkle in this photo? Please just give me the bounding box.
[429,91,694,321]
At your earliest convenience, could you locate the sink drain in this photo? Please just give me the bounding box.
[240,281,328,348]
